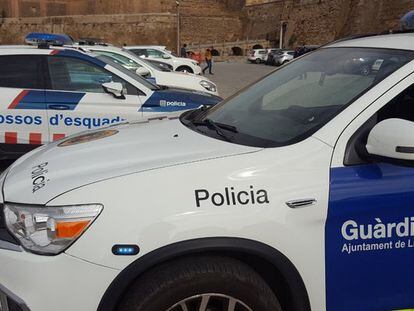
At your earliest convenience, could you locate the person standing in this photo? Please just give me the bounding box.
[202,48,213,75]
[180,44,187,58]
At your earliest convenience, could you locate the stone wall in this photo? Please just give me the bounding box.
[245,0,279,5]
[0,0,413,52]
[244,0,414,48]
[0,13,177,48]
[0,0,175,17]
[179,0,245,45]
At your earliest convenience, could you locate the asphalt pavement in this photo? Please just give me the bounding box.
[203,61,275,99]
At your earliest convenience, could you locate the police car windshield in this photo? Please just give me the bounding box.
[192,47,414,147]
[96,55,159,90]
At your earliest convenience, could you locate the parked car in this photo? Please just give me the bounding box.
[124,45,202,74]
[79,45,219,96]
[264,48,281,64]
[272,50,295,66]
[0,35,221,160]
[294,45,320,58]
[2,31,414,311]
[248,49,267,64]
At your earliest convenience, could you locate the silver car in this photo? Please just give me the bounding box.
[273,50,295,66]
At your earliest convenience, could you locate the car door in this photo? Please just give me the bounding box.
[326,74,414,311]
[0,54,48,151]
[45,55,144,141]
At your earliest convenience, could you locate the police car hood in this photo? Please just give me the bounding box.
[3,119,260,205]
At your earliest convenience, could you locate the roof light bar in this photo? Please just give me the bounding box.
[25,32,74,47]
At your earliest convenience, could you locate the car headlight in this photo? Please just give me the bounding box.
[200,80,217,93]
[4,203,103,255]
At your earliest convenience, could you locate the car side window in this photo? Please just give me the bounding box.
[94,51,142,68]
[47,56,137,95]
[147,49,165,58]
[345,84,414,165]
[0,55,44,89]
[131,49,148,58]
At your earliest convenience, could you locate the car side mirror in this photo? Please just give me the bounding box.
[366,118,414,162]
[162,54,171,59]
[102,82,125,99]
[136,67,151,77]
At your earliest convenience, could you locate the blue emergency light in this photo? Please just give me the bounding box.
[111,244,140,256]
[401,10,414,31]
[25,32,74,47]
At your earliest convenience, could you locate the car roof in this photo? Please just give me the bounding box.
[78,45,123,52]
[0,45,102,60]
[124,45,166,50]
[326,33,414,50]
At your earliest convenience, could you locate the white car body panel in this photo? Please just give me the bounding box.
[0,249,119,311]
[4,119,259,205]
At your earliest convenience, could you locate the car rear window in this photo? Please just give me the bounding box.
[0,55,43,89]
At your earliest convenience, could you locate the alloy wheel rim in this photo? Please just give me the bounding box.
[166,293,253,311]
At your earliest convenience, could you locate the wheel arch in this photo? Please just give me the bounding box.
[175,65,193,73]
[97,237,311,311]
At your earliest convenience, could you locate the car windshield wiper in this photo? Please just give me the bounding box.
[192,118,238,142]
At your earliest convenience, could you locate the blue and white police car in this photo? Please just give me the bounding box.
[0,33,221,160]
[2,29,414,311]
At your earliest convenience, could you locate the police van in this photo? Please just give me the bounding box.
[0,34,221,160]
[2,29,414,311]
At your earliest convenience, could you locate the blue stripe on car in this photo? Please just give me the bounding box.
[139,89,221,113]
[326,163,414,311]
[46,91,86,110]
[11,90,45,110]
[11,90,85,110]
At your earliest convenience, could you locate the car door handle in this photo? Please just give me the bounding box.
[286,198,317,209]
[49,104,70,110]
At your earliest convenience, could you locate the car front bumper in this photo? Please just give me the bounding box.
[0,248,119,311]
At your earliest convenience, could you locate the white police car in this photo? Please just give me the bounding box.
[80,45,219,95]
[0,34,221,160]
[125,45,202,74]
[2,31,414,311]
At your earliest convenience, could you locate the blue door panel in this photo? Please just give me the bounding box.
[326,163,414,311]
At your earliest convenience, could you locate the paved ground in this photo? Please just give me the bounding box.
[203,61,275,99]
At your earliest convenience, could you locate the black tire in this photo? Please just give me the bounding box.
[255,58,261,64]
[176,66,194,73]
[117,256,282,311]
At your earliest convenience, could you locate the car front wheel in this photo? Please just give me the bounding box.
[176,66,194,73]
[117,255,282,311]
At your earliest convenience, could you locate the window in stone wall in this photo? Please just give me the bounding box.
[294,0,322,4]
